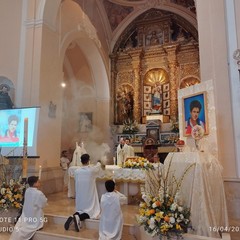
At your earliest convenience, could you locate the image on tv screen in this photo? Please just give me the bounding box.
[0,107,40,157]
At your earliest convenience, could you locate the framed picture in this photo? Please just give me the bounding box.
[144,93,151,102]
[144,102,151,109]
[163,100,170,109]
[144,85,151,93]
[163,108,170,115]
[116,134,134,143]
[163,83,170,92]
[163,92,169,100]
[160,132,178,145]
[132,134,145,145]
[147,128,159,141]
[182,91,208,137]
[79,112,92,132]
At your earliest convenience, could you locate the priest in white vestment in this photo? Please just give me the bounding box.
[68,142,87,198]
[10,176,47,240]
[116,137,128,165]
[74,154,101,219]
[125,138,135,157]
[99,180,123,240]
[70,142,87,167]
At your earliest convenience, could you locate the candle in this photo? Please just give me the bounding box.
[22,118,28,179]
[113,157,116,165]
[39,165,42,179]
[24,118,28,148]
[113,170,115,182]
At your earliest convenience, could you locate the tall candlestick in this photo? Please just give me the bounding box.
[23,118,28,148]
[39,165,42,179]
[22,118,28,179]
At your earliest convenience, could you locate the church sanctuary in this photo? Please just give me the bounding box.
[1,0,240,239]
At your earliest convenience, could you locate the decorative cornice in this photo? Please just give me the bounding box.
[77,18,101,48]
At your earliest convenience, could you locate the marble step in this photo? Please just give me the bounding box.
[33,214,138,240]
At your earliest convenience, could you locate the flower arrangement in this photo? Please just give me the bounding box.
[137,156,194,239]
[0,179,25,210]
[122,118,139,134]
[123,157,154,170]
[137,194,190,239]
[191,125,204,140]
[191,125,205,151]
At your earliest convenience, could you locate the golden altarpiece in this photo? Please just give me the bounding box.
[111,9,200,158]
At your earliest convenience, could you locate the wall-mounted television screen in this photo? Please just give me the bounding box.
[0,107,40,157]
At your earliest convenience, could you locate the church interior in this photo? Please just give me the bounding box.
[1,0,240,239]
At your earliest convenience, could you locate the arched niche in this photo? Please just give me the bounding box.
[143,68,169,115]
[112,8,198,54]
[180,76,200,89]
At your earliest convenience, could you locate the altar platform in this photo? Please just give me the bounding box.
[1,191,236,240]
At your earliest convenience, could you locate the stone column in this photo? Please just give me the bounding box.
[130,49,144,123]
[164,44,179,121]
[110,54,118,124]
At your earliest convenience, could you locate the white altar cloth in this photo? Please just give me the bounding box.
[68,166,146,181]
[68,166,146,199]
[164,152,228,238]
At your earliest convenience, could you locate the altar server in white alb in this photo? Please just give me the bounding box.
[99,180,123,240]
[64,153,102,232]
[10,176,48,240]
[75,154,101,218]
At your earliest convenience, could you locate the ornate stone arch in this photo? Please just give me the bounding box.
[180,76,200,89]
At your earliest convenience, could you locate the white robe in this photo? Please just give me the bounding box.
[99,191,123,240]
[60,156,70,187]
[116,143,128,165]
[10,187,47,240]
[125,145,135,158]
[75,162,101,218]
[70,143,87,167]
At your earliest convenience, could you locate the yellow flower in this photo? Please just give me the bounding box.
[160,223,169,233]
[139,208,145,216]
[176,223,182,230]
[155,212,163,218]
[139,202,146,208]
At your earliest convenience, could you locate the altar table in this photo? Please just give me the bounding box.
[68,166,146,202]
[164,152,228,238]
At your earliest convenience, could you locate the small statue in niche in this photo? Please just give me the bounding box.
[150,31,159,45]
[116,88,134,124]
[0,84,14,109]
[48,101,57,118]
